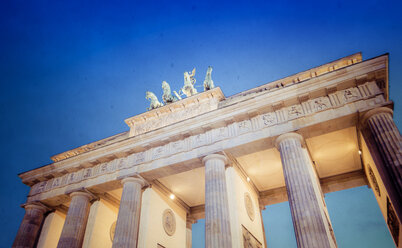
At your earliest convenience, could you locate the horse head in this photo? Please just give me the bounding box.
[162,81,170,93]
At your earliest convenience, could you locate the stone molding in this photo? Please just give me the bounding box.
[27,81,385,200]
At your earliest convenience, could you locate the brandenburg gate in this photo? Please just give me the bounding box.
[13,53,401,247]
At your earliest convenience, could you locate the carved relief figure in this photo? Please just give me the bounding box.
[162,81,180,104]
[262,113,277,126]
[182,68,198,97]
[203,66,215,91]
[145,91,163,110]
[314,98,328,111]
[288,105,303,119]
[343,88,359,101]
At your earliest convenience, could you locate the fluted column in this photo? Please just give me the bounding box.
[112,177,146,248]
[57,191,94,248]
[203,154,232,248]
[12,203,49,248]
[361,107,402,220]
[276,133,332,248]
[186,216,197,248]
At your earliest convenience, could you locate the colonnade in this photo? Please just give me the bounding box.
[12,107,402,248]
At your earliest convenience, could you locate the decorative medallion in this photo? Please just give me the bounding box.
[162,209,176,236]
[110,221,116,242]
[244,192,255,221]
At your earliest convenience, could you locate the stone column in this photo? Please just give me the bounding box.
[276,133,332,248]
[186,216,197,248]
[203,154,232,248]
[112,177,146,248]
[57,191,95,248]
[361,107,402,220]
[12,202,49,248]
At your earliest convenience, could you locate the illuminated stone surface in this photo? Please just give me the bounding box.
[13,53,402,247]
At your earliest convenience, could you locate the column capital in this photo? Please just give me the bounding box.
[361,107,393,127]
[121,177,147,187]
[67,189,98,202]
[202,153,227,165]
[22,202,51,213]
[117,174,149,188]
[275,132,305,149]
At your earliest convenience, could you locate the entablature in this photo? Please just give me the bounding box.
[26,80,389,205]
[19,54,389,191]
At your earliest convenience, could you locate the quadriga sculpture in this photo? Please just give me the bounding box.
[203,66,215,91]
[182,68,197,97]
[145,91,163,110]
[162,81,181,104]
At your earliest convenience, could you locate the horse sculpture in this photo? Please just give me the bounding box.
[145,91,163,110]
[182,68,197,97]
[162,81,180,104]
[203,66,214,91]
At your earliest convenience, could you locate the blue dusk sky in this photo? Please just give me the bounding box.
[1,0,401,247]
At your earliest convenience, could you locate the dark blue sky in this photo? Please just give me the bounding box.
[1,0,401,247]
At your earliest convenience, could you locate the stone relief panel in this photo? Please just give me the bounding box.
[242,225,262,248]
[162,209,176,236]
[212,127,229,142]
[261,112,277,127]
[287,104,304,120]
[152,145,166,160]
[387,197,400,246]
[244,192,255,221]
[311,96,331,113]
[341,87,361,102]
[368,166,381,197]
[29,82,384,197]
[238,120,253,134]
[191,133,208,148]
[127,95,220,137]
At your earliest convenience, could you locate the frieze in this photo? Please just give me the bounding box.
[125,87,225,137]
[29,81,383,197]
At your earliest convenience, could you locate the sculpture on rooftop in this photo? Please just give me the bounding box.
[146,91,163,110]
[145,66,217,111]
[182,68,198,97]
[203,66,215,91]
[162,81,181,104]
